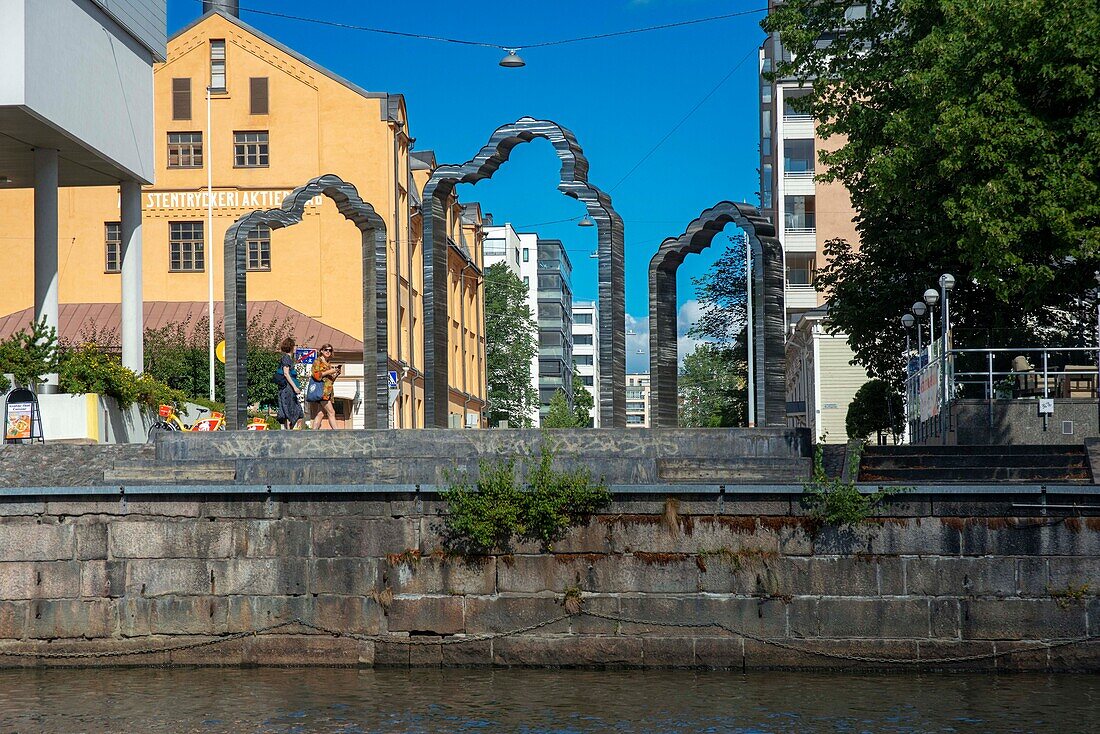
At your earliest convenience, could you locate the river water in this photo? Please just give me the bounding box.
[0,668,1095,733]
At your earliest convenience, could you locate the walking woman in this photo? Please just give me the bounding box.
[310,343,342,430]
[276,337,303,430]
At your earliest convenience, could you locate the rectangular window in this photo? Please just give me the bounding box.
[210,39,226,92]
[783,89,813,118]
[784,139,815,173]
[627,401,646,411]
[574,313,593,325]
[761,164,774,209]
[522,248,529,262]
[171,78,191,120]
[522,275,529,286]
[574,334,593,346]
[104,222,121,273]
[581,375,594,386]
[539,331,562,347]
[169,221,205,272]
[246,225,271,271]
[761,83,772,104]
[234,131,269,167]
[250,77,269,114]
[167,132,203,168]
[626,388,644,399]
[784,195,816,230]
[786,253,816,286]
[573,355,593,366]
[627,415,644,424]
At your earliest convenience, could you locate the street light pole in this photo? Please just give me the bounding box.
[206,86,216,402]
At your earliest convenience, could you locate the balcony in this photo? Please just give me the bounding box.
[783,228,817,252]
[782,116,814,139]
[783,171,815,195]
[785,285,819,310]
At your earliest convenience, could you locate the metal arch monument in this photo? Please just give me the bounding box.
[648,201,787,428]
[223,174,389,430]
[422,117,626,428]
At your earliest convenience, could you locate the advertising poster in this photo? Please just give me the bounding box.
[4,402,34,441]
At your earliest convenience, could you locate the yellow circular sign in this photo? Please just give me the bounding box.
[215,340,226,364]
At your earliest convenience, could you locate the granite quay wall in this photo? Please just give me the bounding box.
[0,493,1097,670]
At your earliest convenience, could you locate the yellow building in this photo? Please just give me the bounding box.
[0,7,486,428]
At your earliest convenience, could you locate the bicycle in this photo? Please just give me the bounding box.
[151,405,225,432]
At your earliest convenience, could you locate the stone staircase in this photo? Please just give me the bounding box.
[858,444,1093,484]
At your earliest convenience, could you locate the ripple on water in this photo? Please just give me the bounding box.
[0,668,1095,733]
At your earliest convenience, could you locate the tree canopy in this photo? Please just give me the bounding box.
[485,262,538,427]
[679,235,750,427]
[764,0,1100,385]
[679,342,747,427]
[845,378,904,445]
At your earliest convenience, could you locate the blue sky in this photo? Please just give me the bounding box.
[169,0,765,370]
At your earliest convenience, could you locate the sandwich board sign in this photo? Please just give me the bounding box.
[4,388,43,444]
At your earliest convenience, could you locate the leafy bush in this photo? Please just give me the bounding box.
[442,459,526,554]
[801,442,905,527]
[441,443,611,554]
[59,345,184,409]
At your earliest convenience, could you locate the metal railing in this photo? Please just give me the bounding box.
[906,345,1100,441]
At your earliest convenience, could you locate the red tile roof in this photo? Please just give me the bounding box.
[0,301,362,353]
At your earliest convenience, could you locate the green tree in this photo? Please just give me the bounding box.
[764,1,1100,385]
[679,343,747,427]
[542,389,579,428]
[689,235,748,343]
[679,235,750,426]
[485,262,538,427]
[845,379,904,445]
[571,370,594,427]
[141,314,290,408]
[0,317,60,391]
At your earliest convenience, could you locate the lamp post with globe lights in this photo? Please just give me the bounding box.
[911,301,927,358]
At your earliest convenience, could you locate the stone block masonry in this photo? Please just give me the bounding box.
[0,496,1097,670]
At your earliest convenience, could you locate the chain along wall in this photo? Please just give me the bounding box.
[0,493,1097,669]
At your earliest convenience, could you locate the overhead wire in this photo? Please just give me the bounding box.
[216,1,766,52]
[608,46,758,193]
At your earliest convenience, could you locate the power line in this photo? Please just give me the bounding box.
[609,46,757,193]
[523,8,769,49]
[217,2,766,52]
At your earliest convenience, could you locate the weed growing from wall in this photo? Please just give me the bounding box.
[801,441,906,527]
[441,442,610,554]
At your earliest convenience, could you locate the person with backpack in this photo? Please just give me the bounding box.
[275,336,304,430]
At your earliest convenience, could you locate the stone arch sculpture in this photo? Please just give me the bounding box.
[648,201,786,427]
[223,174,388,430]
[422,117,625,428]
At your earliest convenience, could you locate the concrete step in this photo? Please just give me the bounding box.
[861,454,1090,470]
[859,466,1092,483]
[103,462,237,484]
[863,444,1086,457]
[656,457,811,483]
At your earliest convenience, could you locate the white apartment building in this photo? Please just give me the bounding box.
[626,372,651,428]
[572,300,600,427]
[483,222,540,426]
